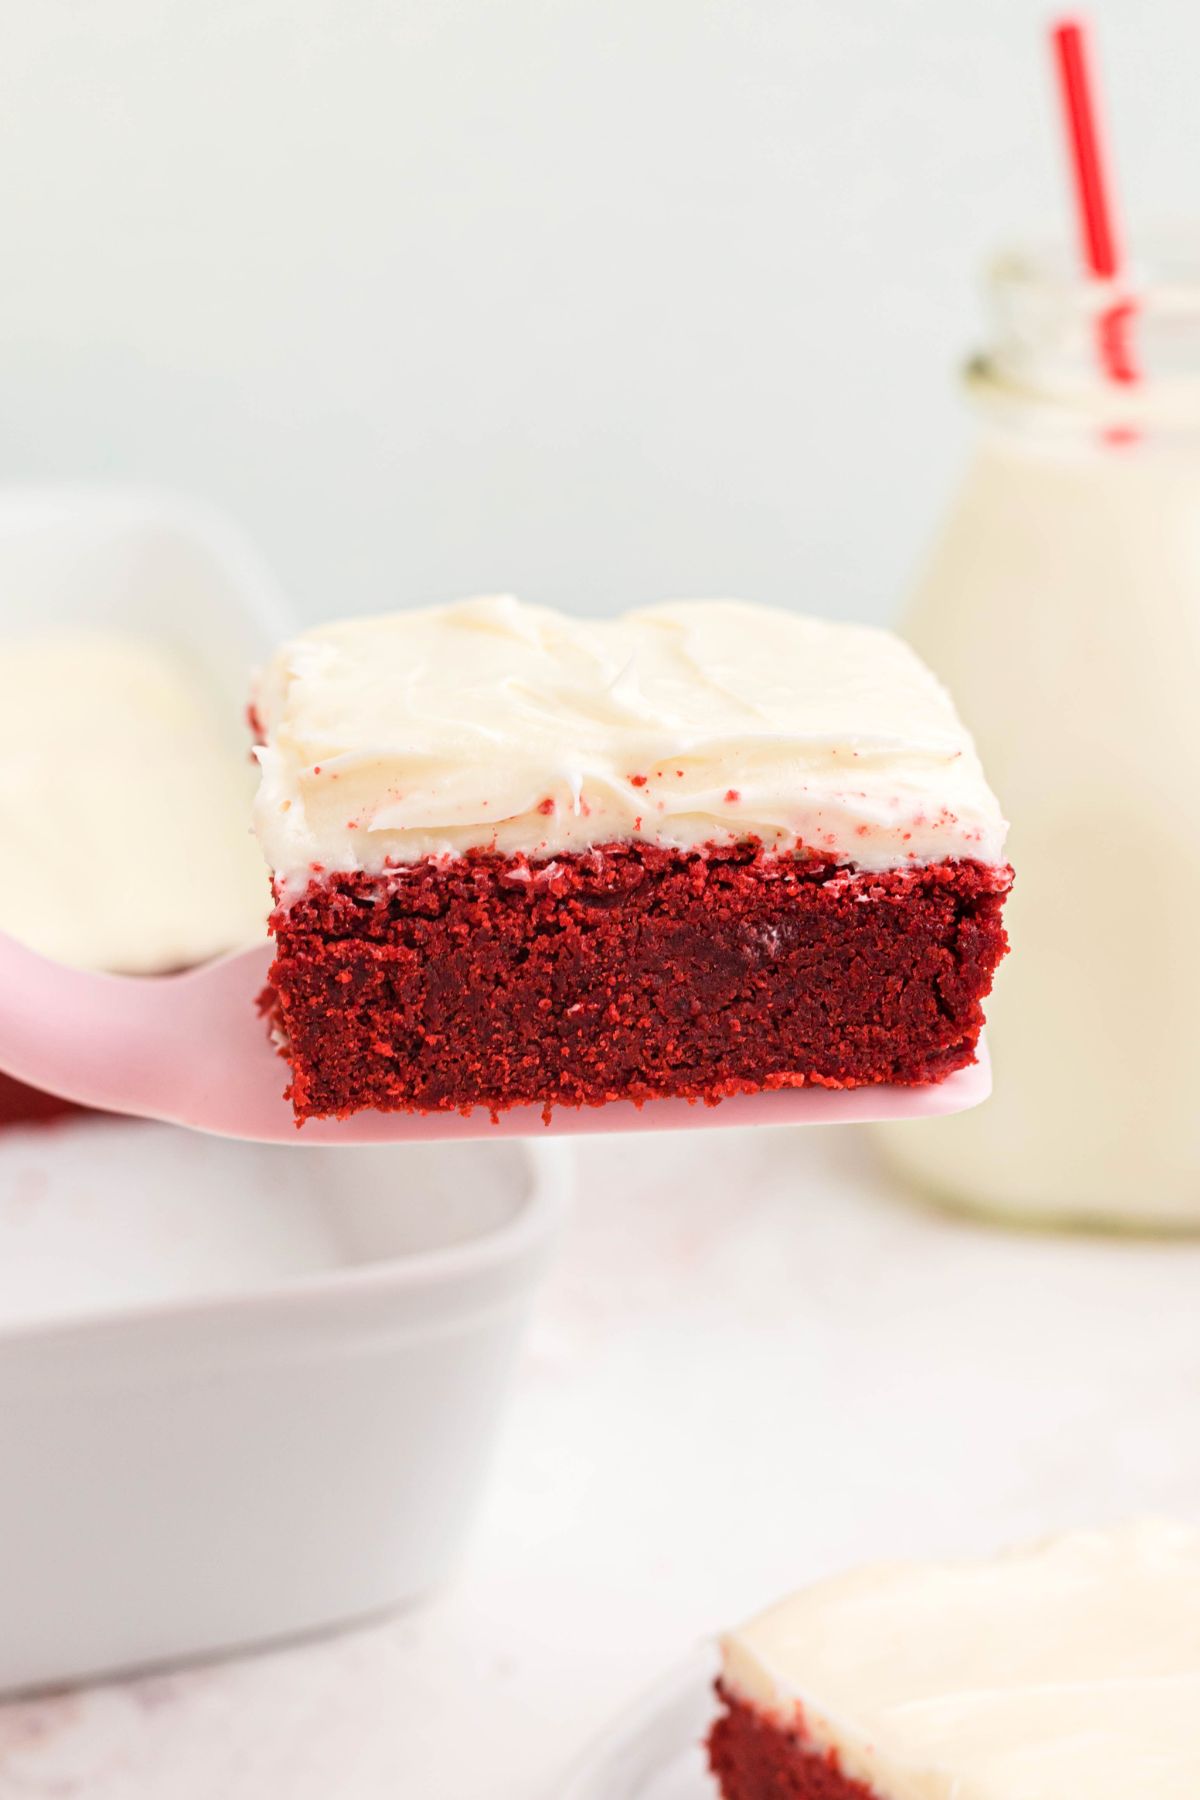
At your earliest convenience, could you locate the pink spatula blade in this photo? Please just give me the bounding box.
[0,929,990,1144]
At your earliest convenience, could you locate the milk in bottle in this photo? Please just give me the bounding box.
[877,247,1200,1229]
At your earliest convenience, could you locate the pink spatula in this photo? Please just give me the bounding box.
[0,928,990,1144]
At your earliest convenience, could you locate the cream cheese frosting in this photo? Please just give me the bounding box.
[720,1521,1200,1800]
[253,596,1006,895]
[0,629,269,972]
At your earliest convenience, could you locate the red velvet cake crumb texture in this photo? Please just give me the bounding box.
[0,1071,84,1130]
[708,1686,883,1800]
[262,840,1010,1122]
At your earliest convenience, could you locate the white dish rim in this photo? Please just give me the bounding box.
[0,480,295,641]
[0,1136,568,1353]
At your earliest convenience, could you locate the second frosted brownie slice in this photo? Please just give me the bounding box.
[252,595,1010,1121]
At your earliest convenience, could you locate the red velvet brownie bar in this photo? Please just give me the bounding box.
[709,1522,1200,1800]
[252,597,1010,1121]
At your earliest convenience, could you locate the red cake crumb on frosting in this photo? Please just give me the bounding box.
[260,841,1009,1122]
[708,1687,881,1800]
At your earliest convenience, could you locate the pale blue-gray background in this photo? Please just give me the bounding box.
[0,0,1188,623]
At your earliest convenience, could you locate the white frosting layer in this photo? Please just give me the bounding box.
[254,598,1006,894]
[0,630,269,972]
[721,1521,1200,1800]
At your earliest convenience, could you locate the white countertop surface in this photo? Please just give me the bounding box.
[2,1124,1198,1799]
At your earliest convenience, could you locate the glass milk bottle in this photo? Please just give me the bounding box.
[878,246,1200,1230]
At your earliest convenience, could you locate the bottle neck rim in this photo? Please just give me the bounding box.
[964,354,1200,437]
[974,236,1200,435]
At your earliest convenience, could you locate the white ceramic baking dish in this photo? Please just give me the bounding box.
[0,491,569,1690]
[0,1120,566,1692]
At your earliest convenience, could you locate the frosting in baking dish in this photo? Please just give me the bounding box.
[253,595,1007,893]
[721,1521,1200,1800]
[0,629,268,971]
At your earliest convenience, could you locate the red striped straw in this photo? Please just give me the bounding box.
[1050,16,1138,384]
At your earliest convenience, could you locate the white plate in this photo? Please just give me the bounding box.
[560,1652,719,1799]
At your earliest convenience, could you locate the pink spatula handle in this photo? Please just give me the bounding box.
[0,930,278,1128]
